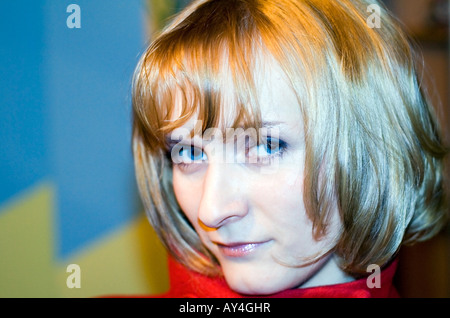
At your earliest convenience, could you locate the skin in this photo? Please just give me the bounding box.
[169,61,353,295]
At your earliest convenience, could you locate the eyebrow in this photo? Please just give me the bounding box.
[165,134,203,148]
[164,121,287,145]
[260,121,285,128]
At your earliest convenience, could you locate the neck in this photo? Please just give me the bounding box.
[299,254,354,288]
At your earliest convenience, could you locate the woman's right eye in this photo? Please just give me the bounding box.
[169,144,207,165]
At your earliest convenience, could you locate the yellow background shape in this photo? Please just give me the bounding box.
[0,181,169,298]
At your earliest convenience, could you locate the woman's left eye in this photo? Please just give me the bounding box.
[257,137,287,156]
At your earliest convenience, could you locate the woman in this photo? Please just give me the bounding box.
[131,0,448,297]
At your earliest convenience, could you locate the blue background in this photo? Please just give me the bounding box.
[0,0,145,259]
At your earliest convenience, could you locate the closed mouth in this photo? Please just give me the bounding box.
[214,241,268,258]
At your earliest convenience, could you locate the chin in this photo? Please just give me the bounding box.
[222,266,305,296]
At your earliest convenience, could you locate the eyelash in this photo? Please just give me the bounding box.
[166,137,288,169]
[165,144,203,169]
[255,137,288,165]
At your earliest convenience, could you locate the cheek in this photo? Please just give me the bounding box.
[256,167,306,221]
[253,168,332,252]
[172,169,201,224]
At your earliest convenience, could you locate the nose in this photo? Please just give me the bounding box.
[197,162,249,230]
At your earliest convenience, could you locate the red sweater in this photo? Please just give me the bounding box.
[150,257,399,298]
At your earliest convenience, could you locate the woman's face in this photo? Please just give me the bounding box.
[169,63,345,295]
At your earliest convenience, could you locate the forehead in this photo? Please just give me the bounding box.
[168,57,303,136]
[257,60,302,125]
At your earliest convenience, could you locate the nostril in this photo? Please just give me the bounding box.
[198,217,223,231]
[198,213,243,231]
[197,196,250,229]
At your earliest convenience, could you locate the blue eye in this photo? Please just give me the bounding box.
[258,137,287,155]
[176,145,206,163]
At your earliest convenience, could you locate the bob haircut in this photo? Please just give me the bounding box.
[132,0,448,276]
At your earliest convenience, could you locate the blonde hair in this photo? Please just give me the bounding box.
[132,0,448,276]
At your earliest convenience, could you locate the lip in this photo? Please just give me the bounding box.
[214,241,268,258]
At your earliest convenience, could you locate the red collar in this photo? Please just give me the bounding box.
[161,257,399,298]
